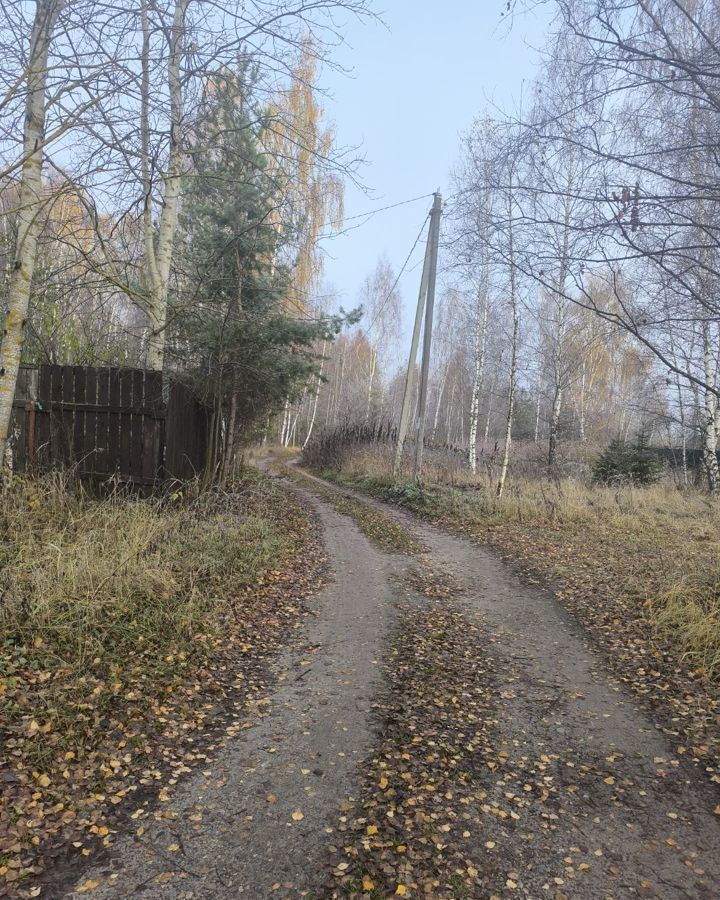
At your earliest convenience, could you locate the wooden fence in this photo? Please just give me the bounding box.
[10,364,208,487]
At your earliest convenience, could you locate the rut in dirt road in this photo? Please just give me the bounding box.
[60,485,397,899]
[61,471,720,899]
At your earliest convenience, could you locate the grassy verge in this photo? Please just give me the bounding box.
[0,470,324,895]
[309,461,720,778]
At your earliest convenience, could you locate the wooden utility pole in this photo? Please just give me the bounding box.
[393,220,432,477]
[413,192,442,480]
[393,192,442,480]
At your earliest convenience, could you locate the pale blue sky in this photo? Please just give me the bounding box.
[319,1,554,322]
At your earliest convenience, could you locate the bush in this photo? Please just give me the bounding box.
[592,434,664,486]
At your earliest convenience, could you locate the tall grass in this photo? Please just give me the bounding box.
[0,474,285,665]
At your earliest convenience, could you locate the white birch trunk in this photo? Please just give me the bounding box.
[143,0,188,371]
[431,362,449,441]
[0,0,63,458]
[365,348,377,422]
[497,198,519,499]
[468,285,489,475]
[303,339,327,449]
[702,320,719,493]
[280,398,290,446]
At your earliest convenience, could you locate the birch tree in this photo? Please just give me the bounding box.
[0,0,64,459]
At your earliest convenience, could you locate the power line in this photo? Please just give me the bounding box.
[367,206,431,335]
[318,192,434,240]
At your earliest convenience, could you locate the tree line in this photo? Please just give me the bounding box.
[0,0,369,481]
[286,0,720,495]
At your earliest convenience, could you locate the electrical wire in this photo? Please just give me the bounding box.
[318,192,434,240]
[367,207,431,334]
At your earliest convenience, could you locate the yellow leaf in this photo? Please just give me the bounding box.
[77,880,100,893]
[395,887,407,896]
[167,843,179,852]
[97,826,109,837]
[362,877,375,891]
[366,825,378,835]
[37,774,51,788]
[379,776,389,790]
[485,840,496,849]
[291,810,304,821]
[603,777,615,785]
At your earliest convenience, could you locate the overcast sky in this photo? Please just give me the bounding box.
[318,1,554,330]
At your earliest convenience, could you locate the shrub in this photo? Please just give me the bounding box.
[592,434,663,486]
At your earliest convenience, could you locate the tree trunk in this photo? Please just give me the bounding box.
[365,348,377,422]
[143,0,188,371]
[497,204,519,499]
[280,398,290,447]
[303,339,327,449]
[548,387,562,468]
[468,285,489,475]
[578,360,586,442]
[0,0,63,461]
[431,362,448,442]
[220,386,239,487]
[702,321,719,493]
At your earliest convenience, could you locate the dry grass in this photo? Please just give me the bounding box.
[0,470,290,768]
[0,473,284,666]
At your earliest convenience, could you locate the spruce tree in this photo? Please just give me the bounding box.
[169,63,349,481]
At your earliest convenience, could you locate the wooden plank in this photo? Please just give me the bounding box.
[95,368,110,477]
[73,366,86,470]
[164,381,209,481]
[35,365,52,468]
[118,369,134,479]
[51,366,68,467]
[33,401,165,417]
[143,371,163,483]
[108,368,121,476]
[83,367,98,474]
[129,369,144,480]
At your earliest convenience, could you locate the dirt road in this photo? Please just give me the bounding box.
[62,470,720,899]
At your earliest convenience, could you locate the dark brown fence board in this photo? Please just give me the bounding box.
[11,365,209,487]
[73,366,86,470]
[143,370,163,482]
[108,368,121,474]
[36,365,52,468]
[130,369,144,481]
[165,381,208,481]
[95,368,109,475]
[83,368,98,474]
[53,367,68,466]
[118,369,133,478]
